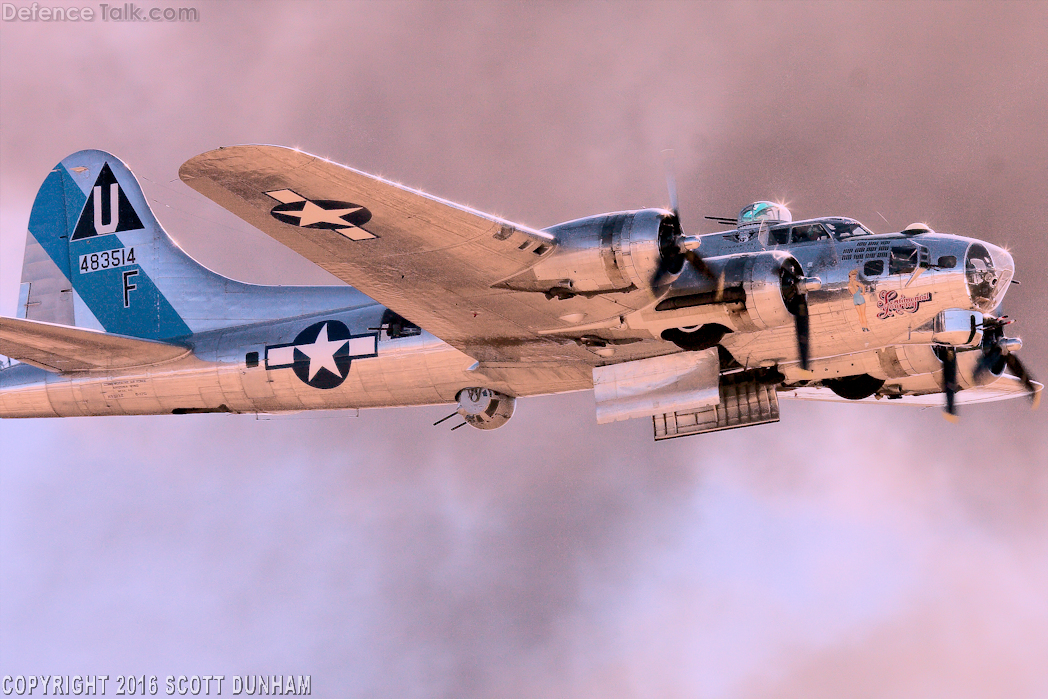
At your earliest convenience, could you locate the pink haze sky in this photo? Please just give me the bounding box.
[1,2,1046,696]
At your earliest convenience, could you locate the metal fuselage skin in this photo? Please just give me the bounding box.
[0,218,1012,418]
[0,300,476,417]
[651,221,1012,394]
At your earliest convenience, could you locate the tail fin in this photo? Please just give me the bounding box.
[18,150,364,341]
[17,150,239,340]
[18,150,212,340]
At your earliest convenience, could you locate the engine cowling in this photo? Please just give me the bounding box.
[882,344,1004,389]
[496,209,678,296]
[647,251,807,336]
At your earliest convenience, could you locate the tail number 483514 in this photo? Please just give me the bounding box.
[79,246,136,274]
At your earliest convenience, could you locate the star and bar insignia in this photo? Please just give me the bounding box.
[265,321,378,389]
[265,189,376,240]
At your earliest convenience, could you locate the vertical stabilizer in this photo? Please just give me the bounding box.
[19,152,204,339]
[18,168,77,326]
[18,149,368,342]
[16,150,364,342]
[22,151,204,340]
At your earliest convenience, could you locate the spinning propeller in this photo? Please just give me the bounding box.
[780,261,820,371]
[939,315,1040,421]
[650,151,818,369]
[650,150,714,288]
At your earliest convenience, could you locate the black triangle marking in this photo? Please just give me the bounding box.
[71,163,145,241]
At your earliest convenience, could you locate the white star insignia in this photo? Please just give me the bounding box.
[296,323,348,381]
[279,201,364,228]
[265,190,376,240]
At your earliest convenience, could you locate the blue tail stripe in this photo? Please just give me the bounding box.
[69,234,192,340]
[27,165,82,281]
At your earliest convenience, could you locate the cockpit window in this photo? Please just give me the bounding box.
[824,220,874,240]
[790,223,830,244]
[769,226,790,245]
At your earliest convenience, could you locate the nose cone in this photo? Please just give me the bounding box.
[965,241,1014,312]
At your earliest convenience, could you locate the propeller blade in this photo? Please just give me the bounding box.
[662,149,679,218]
[650,151,716,291]
[1003,353,1041,409]
[650,244,715,289]
[650,255,675,288]
[941,347,959,421]
[780,262,812,371]
[972,344,1002,383]
[683,249,714,280]
[795,295,810,371]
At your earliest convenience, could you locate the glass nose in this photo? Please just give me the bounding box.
[965,242,1013,312]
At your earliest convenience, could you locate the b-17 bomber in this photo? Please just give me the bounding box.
[0,148,1039,439]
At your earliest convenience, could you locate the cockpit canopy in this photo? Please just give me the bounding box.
[766,217,874,245]
[738,201,792,227]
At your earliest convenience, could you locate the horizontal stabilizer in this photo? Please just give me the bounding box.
[0,316,189,373]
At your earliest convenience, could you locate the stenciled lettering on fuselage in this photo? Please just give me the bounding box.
[264,189,377,241]
[876,289,932,319]
[265,320,377,389]
[71,163,145,240]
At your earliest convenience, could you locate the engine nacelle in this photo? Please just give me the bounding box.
[496,209,677,296]
[649,251,804,335]
[905,309,984,348]
[456,387,516,430]
[888,344,1002,389]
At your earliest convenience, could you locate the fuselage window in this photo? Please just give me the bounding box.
[863,259,885,276]
[791,224,829,244]
[937,255,957,269]
[889,244,919,275]
[965,243,999,310]
[769,226,790,245]
[381,309,422,339]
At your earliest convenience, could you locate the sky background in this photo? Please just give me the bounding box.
[2,1,1047,697]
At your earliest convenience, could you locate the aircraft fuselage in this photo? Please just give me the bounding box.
[0,223,1012,418]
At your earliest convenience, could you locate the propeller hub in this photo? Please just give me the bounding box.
[1000,337,1023,354]
[796,276,822,294]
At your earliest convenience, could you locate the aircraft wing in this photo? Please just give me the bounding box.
[778,373,1042,407]
[179,145,647,364]
[0,316,189,373]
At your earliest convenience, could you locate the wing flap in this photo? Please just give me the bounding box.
[179,145,638,363]
[0,316,190,373]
